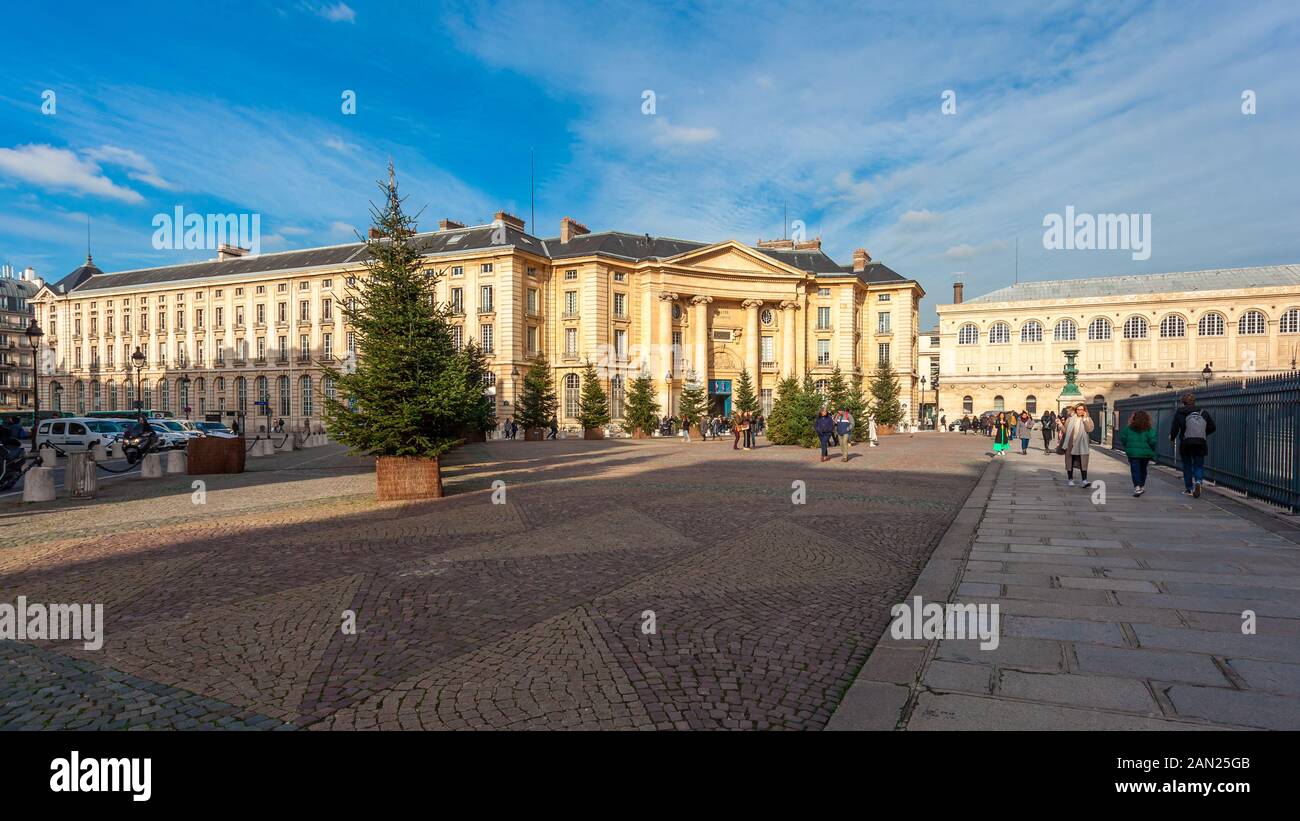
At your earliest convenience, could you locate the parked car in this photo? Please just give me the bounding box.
[84,419,128,444]
[148,422,191,449]
[34,418,107,452]
[155,419,204,440]
[194,421,237,438]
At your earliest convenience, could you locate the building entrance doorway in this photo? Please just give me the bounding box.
[709,378,732,416]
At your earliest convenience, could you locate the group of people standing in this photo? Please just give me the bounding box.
[1117,393,1215,498]
[813,407,871,462]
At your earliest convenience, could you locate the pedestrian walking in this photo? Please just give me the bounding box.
[814,408,834,462]
[741,411,754,450]
[1059,403,1094,487]
[1117,409,1158,496]
[732,412,742,450]
[868,415,879,447]
[548,416,558,440]
[833,406,854,462]
[991,412,1010,457]
[1040,410,1055,453]
[1018,411,1033,454]
[1171,393,1216,498]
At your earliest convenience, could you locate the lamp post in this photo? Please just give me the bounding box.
[932,376,940,428]
[665,371,673,418]
[1201,363,1213,389]
[179,374,192,419]
[131,347,146,421]
[25,319,42,449]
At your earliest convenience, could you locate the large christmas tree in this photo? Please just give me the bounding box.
[827,364,868,440]
[322,164,491,457]
[677,378,708,434]
[577,360,611,430]
[733,369,759,414]
[766,374,822,447]
[622,370,659,436]
[516,353,559,433]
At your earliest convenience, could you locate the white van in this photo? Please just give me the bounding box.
[34,418,108,452]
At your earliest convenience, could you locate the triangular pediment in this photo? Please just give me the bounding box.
[662,240,808,278]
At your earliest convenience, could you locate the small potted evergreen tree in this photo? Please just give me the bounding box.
[516,354,558,440]
[622,369,659,438]
[577,360,611,439]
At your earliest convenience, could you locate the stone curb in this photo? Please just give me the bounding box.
[825,456,1003,730]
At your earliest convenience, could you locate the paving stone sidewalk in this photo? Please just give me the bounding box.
[832,443,1300,730]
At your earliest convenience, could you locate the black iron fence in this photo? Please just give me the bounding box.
[1112,372,1300,513]
[1084,399,1107,445]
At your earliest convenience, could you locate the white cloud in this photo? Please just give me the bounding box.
[83,145,178,190]
[0,144,143,203]
[899,209,940,226]
[323,136,359,153]
[312,2,355,23]
[652,118,720,146]
[329,221,357,238]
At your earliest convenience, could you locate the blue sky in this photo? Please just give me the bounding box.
[2,0,1298,326]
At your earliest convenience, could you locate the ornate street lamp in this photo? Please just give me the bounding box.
[179,374,192,419]
[25,319,42,444]
[665,370,673,417]
[920,375,928,428]
[132,347,146,420]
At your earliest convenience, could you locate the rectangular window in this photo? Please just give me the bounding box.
[479,286,493,313]
[123,314,131,334]
[877,312,891,333]
[613,292,626,318]
[760,335,775,364]
[614,329,627,359]
[323,333,332,359]
[256,337,266,360]
[817,307,831,330]
[299,300,310,321]
[760,388,773,417]
[564,269,577,280]
[480,324,493,353]
[195,309,204,329]
[216,342,225,364]
[215,307,224,328]
[322,299,332,320]
[565,327,577,355]
[450,288,463,314]
[299,334,310,360]
[235,306,244,327]
[277,303,287,323]
[878,342,891,364]
[527,288,539,315]
[564,291,577,316]
[450,266,463,277]
[878,293,891,302]
[451,325,463,350]
[480,263,493,274]
[818,287,831,297]
[527,326,538,354]
[256,304,265,325]
[817,339,831,365]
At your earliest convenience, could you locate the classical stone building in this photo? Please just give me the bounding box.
[935,265,1300,417]
[0,265,39,413]
[32,214,924,431]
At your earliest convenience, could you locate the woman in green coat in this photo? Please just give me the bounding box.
[1117,410,1159,496]
[991,412,1011,457]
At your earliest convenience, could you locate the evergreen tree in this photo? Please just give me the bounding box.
[733,369,759,414]
[677,378,708,434]
[323,164,483,457]
[869,359,906,427]
[827,365,850,411]
[459,339,497,436]
[577,360,611,430]
[826,365,868,440]
[766,375,822,447]
[516,353,559,433]
[622,370,659,436]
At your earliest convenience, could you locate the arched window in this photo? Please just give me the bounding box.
[278,376,290,416]
[1198,313,1226,336]
[74,381,86,414]
[256,376,269,405]
[962,395,973,413]
[1054,319,1077,342]
[1122,316,1148,339]
[1159,315,1186,338]
[123,381,133,410]
[1020,321,1043,343]
[236,377,247,411]
[108,381,118,410]
[142,382,152,409]
[957,324,979,345]
[987,322,1010,344]
[1025,395,1037,414]
[179,378,190,413]
[1238,310,1267,335]
[91,380,101,411]
[300,376,313,417]
[324,376,337,401]
[158,379,170,413]
[1088,318,1112,340]
[993,395,1005,411]
[1281,308,1300,334]
[564,373,581,418]
[195,378,206,414]
[50,381,63,411]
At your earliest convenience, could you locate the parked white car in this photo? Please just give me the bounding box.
[148,422,191,449]
[154,419,204,440]
[34,418,109,452]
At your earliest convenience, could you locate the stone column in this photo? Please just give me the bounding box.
[657,291,678,415]
[780,300,799,378]
[742,299,763,386]
[691,295,712,384]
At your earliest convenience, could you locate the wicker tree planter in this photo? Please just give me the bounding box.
[188,436,246,474]
[375,455,443,500]
[524,428,546,441]
[631,430,650,439]
[876,425,896,436]
[583,428,605,440]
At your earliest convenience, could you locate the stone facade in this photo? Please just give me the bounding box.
[935,265,1300,417]
[32,217,924,431]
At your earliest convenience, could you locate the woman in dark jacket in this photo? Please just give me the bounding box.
[814,409,835,462]
[1117,410,1158,496]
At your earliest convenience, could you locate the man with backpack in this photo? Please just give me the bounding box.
[1171,393,1216,498]
[833,406,854,462]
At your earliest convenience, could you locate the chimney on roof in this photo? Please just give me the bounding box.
[560,216,589,244]
[953,280,964,304]
[793,238,821,251]
[218,244,248,261]
[756,238,794,250]
[368,227,383,240]
[852,248,871,272]
[439,218,465,231]
[494,211,525,231]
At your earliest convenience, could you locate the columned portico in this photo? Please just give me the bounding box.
[657,290,678,415]
[780,300,799,378]
[742,298,763,392]
[690,295,712,384]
